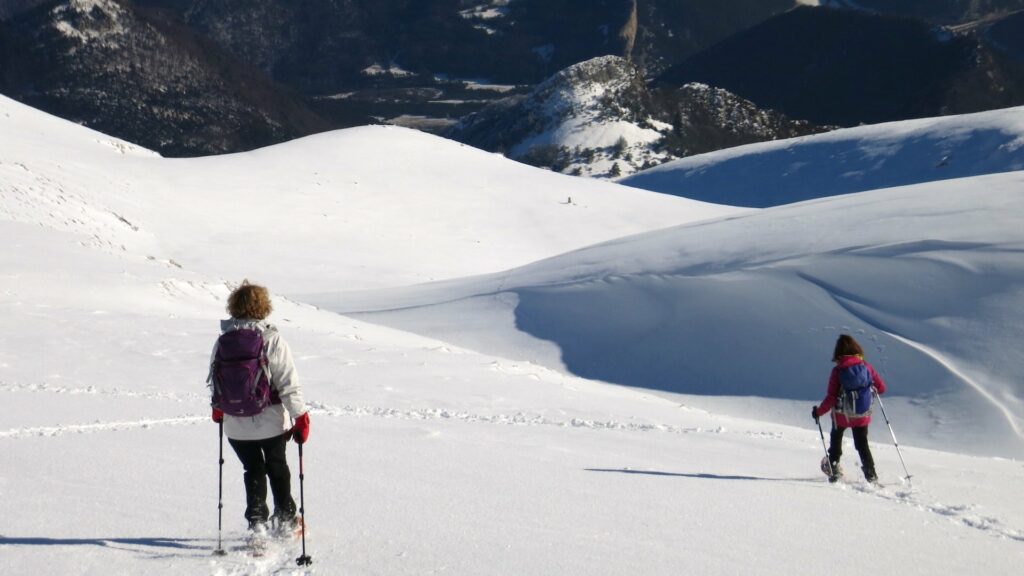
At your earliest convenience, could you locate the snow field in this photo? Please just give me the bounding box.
[2,94,1024,574]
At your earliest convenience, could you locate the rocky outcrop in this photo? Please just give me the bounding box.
[0,0,329,156]
[447,56,829,178]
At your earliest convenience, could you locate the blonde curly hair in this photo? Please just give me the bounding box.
[226,281,273,320]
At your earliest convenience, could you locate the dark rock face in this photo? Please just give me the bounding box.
[823,0,1024,25]
[0,0,329,156]
[657,83,826,157]
[146,0,795,88]
[3,1,1023,162]
[1,0,803,157]
[629,0,796,76]
[658,6,1024,128]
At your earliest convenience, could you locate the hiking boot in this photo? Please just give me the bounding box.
[828,461,843,483]
[247,519,269,535]
[862,466,878,484]
[271,514,302,538]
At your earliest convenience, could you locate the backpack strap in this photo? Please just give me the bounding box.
[206,340,219,385]
[257,330,283,405]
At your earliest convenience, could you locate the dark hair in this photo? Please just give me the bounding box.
[227,281,272,320]
[832,334,864,363]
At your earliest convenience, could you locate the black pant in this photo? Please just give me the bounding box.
[228,432,296,524]
[829,424,875,473]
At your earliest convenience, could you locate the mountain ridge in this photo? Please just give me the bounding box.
[446,56,829,178]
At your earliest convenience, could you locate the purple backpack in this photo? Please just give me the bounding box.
[210,328,279,417]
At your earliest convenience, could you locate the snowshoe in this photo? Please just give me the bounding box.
[271,515,304,540]
[820,456,843,483]
[246,521,269,557]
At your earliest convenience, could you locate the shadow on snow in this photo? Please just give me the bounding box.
[586,468,820,483]
[0,536,209,551]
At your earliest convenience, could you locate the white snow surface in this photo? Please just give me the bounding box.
[620,106,1024,207]
[2,95,1024,575]
[0,95,732,293]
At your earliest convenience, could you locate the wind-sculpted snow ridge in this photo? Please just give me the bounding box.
[316,170,1024,459]
[620,105,1024,207]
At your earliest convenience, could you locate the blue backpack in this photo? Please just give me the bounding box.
[836,362,874,418]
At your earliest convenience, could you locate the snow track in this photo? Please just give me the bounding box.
[846,482,1024,543]
[3,380,1021,550]
[0,416,204,439]
[210,534,306,576]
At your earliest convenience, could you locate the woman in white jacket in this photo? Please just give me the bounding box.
[210,282,310,534]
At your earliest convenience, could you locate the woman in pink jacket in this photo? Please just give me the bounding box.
[812,334,886,483]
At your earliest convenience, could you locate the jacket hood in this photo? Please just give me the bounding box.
[220,318,274,333]
[835,355,865,368]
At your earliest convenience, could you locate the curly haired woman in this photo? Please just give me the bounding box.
[209,281,310,536]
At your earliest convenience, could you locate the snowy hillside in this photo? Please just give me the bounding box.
[620,105,1024,207]
[317,169,1024,458]
[2,97,1024,575]
[0,95,738,293]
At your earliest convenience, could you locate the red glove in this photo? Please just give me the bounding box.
[212,408,224,423]
[291,412,310,444]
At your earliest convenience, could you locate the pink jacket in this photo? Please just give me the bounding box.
[814,355,886,428]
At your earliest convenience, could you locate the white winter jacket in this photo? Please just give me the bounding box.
[210,318,308,441]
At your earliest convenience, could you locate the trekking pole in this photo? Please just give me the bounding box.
[815,414,836,478]
[214,421,227,556]
[873,388,912,484]
[295,442,313,566]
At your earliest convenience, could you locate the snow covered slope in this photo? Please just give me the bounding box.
[314,170,1024,459]
[0,94,739,293]
[619,106,1024,207]
[2,97,1024,576]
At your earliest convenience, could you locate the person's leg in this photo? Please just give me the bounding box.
[828,425,845,467]
[826,424,845,481]
[852,426,877,481]
[229,438,270,527]
[261,433,297,522]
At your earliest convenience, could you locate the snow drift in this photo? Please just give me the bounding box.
[619,106,1024,207]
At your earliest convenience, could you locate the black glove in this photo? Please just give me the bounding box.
[811,405,819,422]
